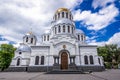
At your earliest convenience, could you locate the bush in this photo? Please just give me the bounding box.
[104,62,112,69]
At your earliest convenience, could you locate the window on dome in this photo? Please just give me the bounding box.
[58,26,61,33]
[62,12,64,18]
[55,14,57,20]
[78,35,80,41]
[71,15,73,20]
[31,38,33,43]
[41,56,44,65]
[90,55,94,64]
[44,36,46,41]
[84,55,88,64]
[66,13,68,18]
[26,37,28,42]
[58,13,60,19]
[47,35,49,41]
[81,35,83,41]
[70,14,71,20]
[68,26,70,33]
[72,27,74,33]
[17,58,20,66]
[63,25,65,33]
[35,56,39,65]
[84,36,86,41]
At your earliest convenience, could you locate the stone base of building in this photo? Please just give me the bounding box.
[0,67,27,72]
[1,66,105,72]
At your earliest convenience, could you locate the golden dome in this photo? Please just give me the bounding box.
[56,8,69,13]
[28,31,33,34]
[27,28,33,35]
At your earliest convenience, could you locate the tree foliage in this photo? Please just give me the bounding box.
[0,44,16,71]
[97,44,120,68]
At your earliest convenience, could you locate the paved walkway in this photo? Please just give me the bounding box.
[0,69,120,80]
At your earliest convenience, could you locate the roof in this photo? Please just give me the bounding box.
[16,43,31,52]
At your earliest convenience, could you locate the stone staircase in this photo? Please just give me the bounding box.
[46,70,84,74]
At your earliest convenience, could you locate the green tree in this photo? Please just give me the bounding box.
[98,44,120,68]
[0,44,16,71]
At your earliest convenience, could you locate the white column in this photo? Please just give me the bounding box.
[80,34,81,41]
[60,12,62,19]
[29,56,35,66]
[56,26,58,34]
[81,55,84,65]
[56,14,58,20]
[68,13,70,20]
[88,55,90,65]
[42,36,44,42]
[70,26,71,33]
[64,12,66,18]
[46,35,47,41]
[60,25,62,33]
[94,56,99,65]
[65,25,67,33]
[61,25,63,33]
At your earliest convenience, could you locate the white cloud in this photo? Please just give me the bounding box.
[92,0,115,9]
[73,4,119,30]
[87,32,120,47]
[107,32,120,47]
[0,0,82,46]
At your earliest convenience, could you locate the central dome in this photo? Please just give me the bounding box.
[56,8,69,13]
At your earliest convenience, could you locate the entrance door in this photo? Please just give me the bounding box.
[61,52,68,70]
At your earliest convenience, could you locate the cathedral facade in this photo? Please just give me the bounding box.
[10,8,104,72]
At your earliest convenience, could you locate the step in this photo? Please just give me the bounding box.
[45,70,84,74]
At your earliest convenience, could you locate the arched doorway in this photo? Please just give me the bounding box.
[61,52,68,70]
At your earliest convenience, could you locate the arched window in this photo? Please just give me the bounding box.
[17,58,20,66]
[63,25,65,33]
[84,55,88,64]
[72,27,74,33]
[58,26,61,33]
[62,12,64,18]
[31,38,33,43]
[90,55,94,64]
[26,37,28,42]
[78,35,80,41]
[66,13,68,18]
[70,14,71,20]
[68,26,70,33]
[55,27,57,34]
[98,58,101,65]
[44,35,46,41]
[47,35,49,41]
[81,35,83,41]
[35,56,39,65]
[58,13,60,19]
[55,14,57,20]
[41,56,44,65]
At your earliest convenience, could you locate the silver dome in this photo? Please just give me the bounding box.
[16,43,31,52]
[75,29,84,34]
[55,18,74,25]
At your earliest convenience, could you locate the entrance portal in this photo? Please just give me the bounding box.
[61,52,68,70]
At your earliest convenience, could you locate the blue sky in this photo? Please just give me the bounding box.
[0,0,120,47]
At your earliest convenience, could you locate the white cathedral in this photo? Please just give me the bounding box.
[10,8,104,72]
